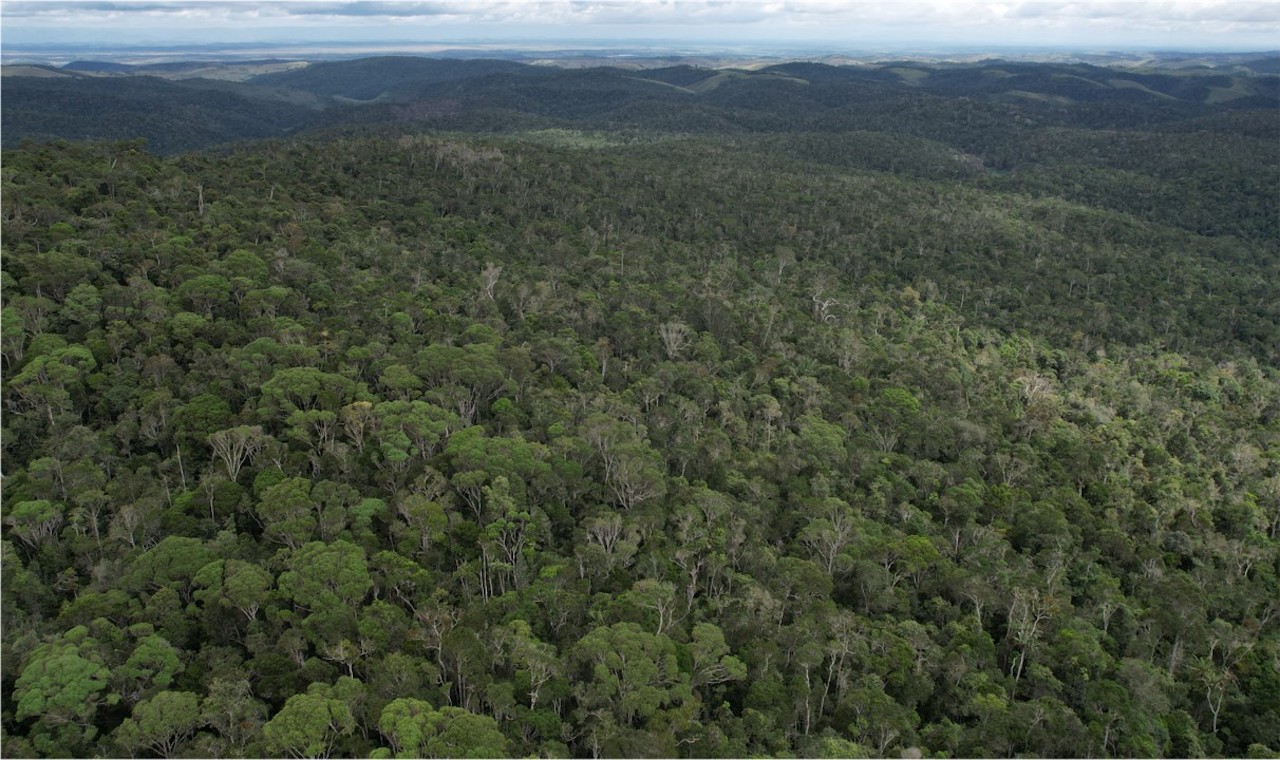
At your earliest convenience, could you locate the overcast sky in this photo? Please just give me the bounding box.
[4,1,1279,52]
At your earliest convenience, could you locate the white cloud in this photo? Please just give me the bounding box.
[3,0,1278,47]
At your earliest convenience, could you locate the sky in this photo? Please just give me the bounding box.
[3,1,1279,53]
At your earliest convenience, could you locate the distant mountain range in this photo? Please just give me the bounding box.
[3,55,1278,154]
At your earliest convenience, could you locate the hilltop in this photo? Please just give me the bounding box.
[4,54,1277,154]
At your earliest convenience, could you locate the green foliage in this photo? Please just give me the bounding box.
[378,699,510,759]
[278,540,373,612]
[256,477,317,548]
[117,633,184,701]
[573,622,692,726]
[14,638,111,724]
[194,558,274,623]
[113,690,201,757]
[262,680,359,758]
[1,65,1277,757]
[261,367,357,417]
[12,631,117,755]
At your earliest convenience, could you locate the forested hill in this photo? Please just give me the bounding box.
[5,55,1280,152]
[2,54,1279,759]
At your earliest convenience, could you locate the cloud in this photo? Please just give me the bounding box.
[283,2,455,16]
[5,0,1278,25]
[1003,0,1280,25]
[3,0,1278,46]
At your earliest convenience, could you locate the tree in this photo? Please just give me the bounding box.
[480,262,503,301]
[278,540,373,613]
[689,622,747,688]
[5,499,64,551]
[7,344,96,427]
[416,342,509,424]
[256,476,317,548]
[476,476,542,596]
[842,675,919,755]
[116,633,184,704]
[200,675,269,756]
[799,496,860,574]
[667,486,747,610]
[12,630,117,756]
[798,415,847,471]
[862,387,921,454]
[443,426,550,517]
[578,412,668,512]
[260,367,357,417]
[262,680,359,759]
[1006,586,1060,686]
[499,619,561,711]
[605,439,668,512]
[378,364,423,400]
[113,690,201,758]
[573,622,691,728]
[372,400,459,492]
[658,321,693,359]
[124,535,215,603]
[174,392,233,451]
[208,424,270,481]
[177,273,232,317]
[377,699,510,759]
[618,578,679,637]
[194,558,274,623]
[376,401,458,459]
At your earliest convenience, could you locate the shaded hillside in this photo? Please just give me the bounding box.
[2,74,324,154]
[1241,55,1280,74]
[61,60,134,73]
[4,56,1275,277]
[5,56,1277,156]
[249,56,537,100]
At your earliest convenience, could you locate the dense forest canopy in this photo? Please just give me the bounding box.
[1,55,1278,758]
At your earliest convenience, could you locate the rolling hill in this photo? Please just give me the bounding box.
[2,50,1278,760]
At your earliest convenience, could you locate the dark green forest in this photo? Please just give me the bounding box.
[1,56,1279,758]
